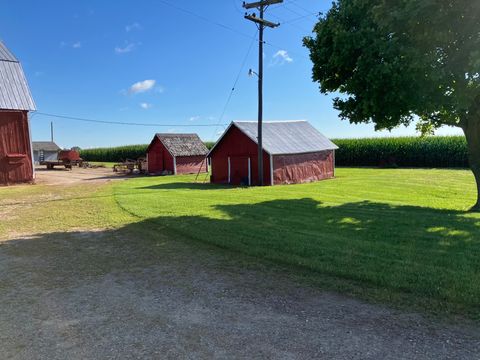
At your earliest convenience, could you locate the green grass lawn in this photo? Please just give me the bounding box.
[113,168,480,319]
[1,167,479,319]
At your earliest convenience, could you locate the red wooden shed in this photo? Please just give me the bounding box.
[0,42,36,186]
[146,133,208,175]
[208,121,338,186]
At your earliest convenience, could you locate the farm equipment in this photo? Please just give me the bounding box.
[113,158,146,174]
[41,149,85,170]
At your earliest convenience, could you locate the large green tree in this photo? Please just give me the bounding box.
[304,0,480,210]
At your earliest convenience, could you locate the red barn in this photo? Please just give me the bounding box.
[0,42,36,186]
[146,133,208,175]
[208,121,338,186]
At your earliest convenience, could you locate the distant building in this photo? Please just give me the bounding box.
[0,41,36,185]
[32,141,61,164]
[146,133,208,175]
[208,121,338,186]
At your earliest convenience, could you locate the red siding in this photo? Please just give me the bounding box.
[176,155,208,174]
[272,151,335,185]
[0,111,33,185]
[209,125,271,185]
[147,137,174,174]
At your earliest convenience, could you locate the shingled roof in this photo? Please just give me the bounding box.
[149,133,208,157]
[209,120,338,156]
[0,41,36,111]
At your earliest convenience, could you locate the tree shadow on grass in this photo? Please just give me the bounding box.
[2,198,480,318]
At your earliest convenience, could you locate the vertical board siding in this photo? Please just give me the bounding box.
[175,155,208,174]
[147,137,174,174]
[209,125,271,185]
[0,111,33,185]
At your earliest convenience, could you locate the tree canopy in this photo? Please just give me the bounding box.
[304,0,480,209]
[303,0,480,132]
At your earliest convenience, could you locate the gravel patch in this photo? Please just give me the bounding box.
[0,228,478,359]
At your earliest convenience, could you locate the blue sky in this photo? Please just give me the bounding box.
[1,0,462,149]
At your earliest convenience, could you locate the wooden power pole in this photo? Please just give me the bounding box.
[243,0,282,186]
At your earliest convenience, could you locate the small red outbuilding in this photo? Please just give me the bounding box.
[208,121,338,186]
[146,133,208,175]
[0,42,36,186]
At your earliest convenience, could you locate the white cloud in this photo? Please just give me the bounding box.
[189,116,200,122]
[126,22,141,32]
[60,41,82,49]
[115,42,135,54]
[140,102,153,109]
[129,79,156,94]
[272,50,293,65]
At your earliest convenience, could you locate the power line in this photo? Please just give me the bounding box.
[243,0,283,186]
[158,0,253,40]
[33,112,227,127]
[210,30,259,140]
[159,0,306,59]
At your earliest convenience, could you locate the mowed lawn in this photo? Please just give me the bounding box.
[113,168,480,318]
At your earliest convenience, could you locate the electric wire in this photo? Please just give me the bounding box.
[34,112,227,127]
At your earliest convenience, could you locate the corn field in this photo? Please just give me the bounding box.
[80,136,469,168]
[333,136,468,168]
[80,145,149,162]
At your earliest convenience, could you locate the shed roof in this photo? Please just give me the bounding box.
[32,141,61,152]
[209,120,338,156]
[0,42,36,111]
[149,133,208,157]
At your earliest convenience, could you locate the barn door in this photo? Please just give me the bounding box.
[228,156,250,185]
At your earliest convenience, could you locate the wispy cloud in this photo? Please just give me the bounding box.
[272,50,293,65]
[126,22,141,32]
[129,79,156,94]
[60,41,82,49]
[140,102,153,109]
[115,42,136,54]
[155,86,165,94]
[189,115,215,122]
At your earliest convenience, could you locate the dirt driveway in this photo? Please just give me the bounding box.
[0,179,479,359]
[34,166,140,185]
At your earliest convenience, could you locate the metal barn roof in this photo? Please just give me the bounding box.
[210,120,338,156]
[153,133,208,157]
[0,42,36,111]
[32,141,61,152]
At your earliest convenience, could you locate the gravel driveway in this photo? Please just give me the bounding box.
[0,223,478,360]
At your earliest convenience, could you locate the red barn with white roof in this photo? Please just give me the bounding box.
[208,121,338,186]
[0,42,36,185]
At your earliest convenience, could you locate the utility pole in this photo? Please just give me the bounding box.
[50,121,54,142]
[243,0,282,186]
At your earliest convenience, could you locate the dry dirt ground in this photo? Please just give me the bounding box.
[0,172,479,359]
[34,166,137,185]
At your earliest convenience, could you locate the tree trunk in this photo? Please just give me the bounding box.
[462,116,480,211]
